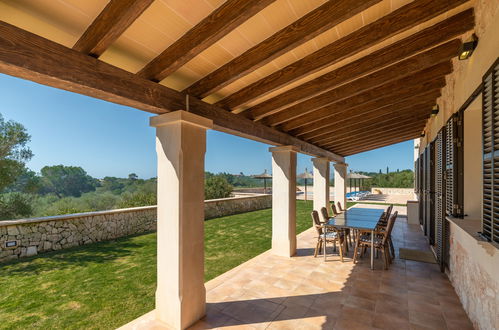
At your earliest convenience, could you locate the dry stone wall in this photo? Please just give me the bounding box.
[0,194,271,263]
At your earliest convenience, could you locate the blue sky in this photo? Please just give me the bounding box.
[0,73,414,179]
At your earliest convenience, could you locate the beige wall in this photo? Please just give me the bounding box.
[415,2,499,329]
[463,97,483,219]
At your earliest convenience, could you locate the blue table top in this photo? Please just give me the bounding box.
[325,207,385,230]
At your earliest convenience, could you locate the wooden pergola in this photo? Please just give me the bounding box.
[0,0,476,328]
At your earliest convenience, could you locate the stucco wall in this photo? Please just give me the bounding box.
[415,2,499,329]
[448,219,499,330]
[0,194,271,263]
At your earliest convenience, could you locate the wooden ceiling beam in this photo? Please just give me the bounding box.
[0,21,343,162]
[300,94,439,141]
[279,79,444,133]
[266,62,451,128]
[336,131,422,156]
[323,120,427,150]
[252,41,458,121]
[184,0,380,98]
[291,89,441,138]
[72,0,154,57]
[241,10,474,119]
[213,0,469,109]
[315,110,432,146]
[137,0,276,82]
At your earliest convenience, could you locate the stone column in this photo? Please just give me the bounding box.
[312,158,330,214]
[270,146,299,257]
[150,110,212,330]
[334,163,348,210]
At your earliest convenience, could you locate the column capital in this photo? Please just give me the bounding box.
[269,145,300,153]
[333,162,348,169]
[150,110,213,129]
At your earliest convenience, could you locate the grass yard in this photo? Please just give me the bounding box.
[1,200,360,329]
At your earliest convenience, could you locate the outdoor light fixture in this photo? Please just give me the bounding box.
[431,105,439,116]
[420,131,425,138]
[458,34,478,60]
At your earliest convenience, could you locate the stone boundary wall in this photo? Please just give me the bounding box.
[371,187,414,195]
[0,194,271,263]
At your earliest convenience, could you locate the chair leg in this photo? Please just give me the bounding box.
[338,238,344,262]
[382,246,389,270]
[314,240,320,257]
[333,240,337,252]
[353,241,360,264]
[389,238,395,259]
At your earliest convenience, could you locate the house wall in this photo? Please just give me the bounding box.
[417,1,499,329]
[0,194,272,263]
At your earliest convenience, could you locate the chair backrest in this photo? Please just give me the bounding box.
[382,211,398,246]
[337,201,344,212]
[331,203,340,216]
[380,204,393,223]
[320,207,329,223]
[311,211,323,235]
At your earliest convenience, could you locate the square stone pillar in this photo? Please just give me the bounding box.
[334,162,348,210]
[150,110,213,330]
[270,145,299,257]
[312,157,330,213]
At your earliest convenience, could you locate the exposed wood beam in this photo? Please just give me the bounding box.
[243,10,474,120]
[316,110,432,146]
[323,120,427,150]
[72,0,154,57]
[337,131,422,156]
[213,0,469,109]
[253,41,458,122]
[184,0,380,99]
[299,92,440,140]
[137,0,276,82]
[279,79,445,133]
[0,20,342,162]
[309,103,434,144]
[265,62,451,128]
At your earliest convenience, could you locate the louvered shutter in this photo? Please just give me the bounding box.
[427,143,435,245]
[445,118,455,216]
[435,130,446,270]
[482,60,499,244]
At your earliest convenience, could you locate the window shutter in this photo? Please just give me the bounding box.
[435,130,447,270]
[445,118,455,216]
[445,113,464,217]
[482,59,499,244]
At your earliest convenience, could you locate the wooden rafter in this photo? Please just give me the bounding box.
[137,0,276,82]
[333,129,424,155]
[265,62,451,128]
[296,90,441,140]
[253,41,458,122]
[308,102,435,144]
[316,110,432,146]
[324,121,427,149]
[0,21,342,162]
[213,0,469,109]
[243,10,474,120]
[73,0,154,57]
[184,0,380,98]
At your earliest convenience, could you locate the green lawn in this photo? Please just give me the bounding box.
[0,200,363,329]
[0,200,329,329]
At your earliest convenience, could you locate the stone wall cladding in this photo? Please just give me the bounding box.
[0,194,271,263]
[204,194,271,219]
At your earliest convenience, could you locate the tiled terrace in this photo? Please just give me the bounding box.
[124,204,473,330]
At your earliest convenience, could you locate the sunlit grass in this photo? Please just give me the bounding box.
[1,200,334,329]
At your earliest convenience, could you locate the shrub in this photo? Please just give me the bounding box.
[205,176,232,200]
[0,192,33,220]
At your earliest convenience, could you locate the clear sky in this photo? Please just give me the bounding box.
[0,73,415,179]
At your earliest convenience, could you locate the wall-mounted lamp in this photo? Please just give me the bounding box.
[420,131,425,138]
[431,105,439,116]
[458,34,478,60]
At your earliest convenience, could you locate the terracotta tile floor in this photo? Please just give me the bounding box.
[190,204,473,330]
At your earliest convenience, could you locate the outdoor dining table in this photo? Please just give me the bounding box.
[324,207,385,270]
